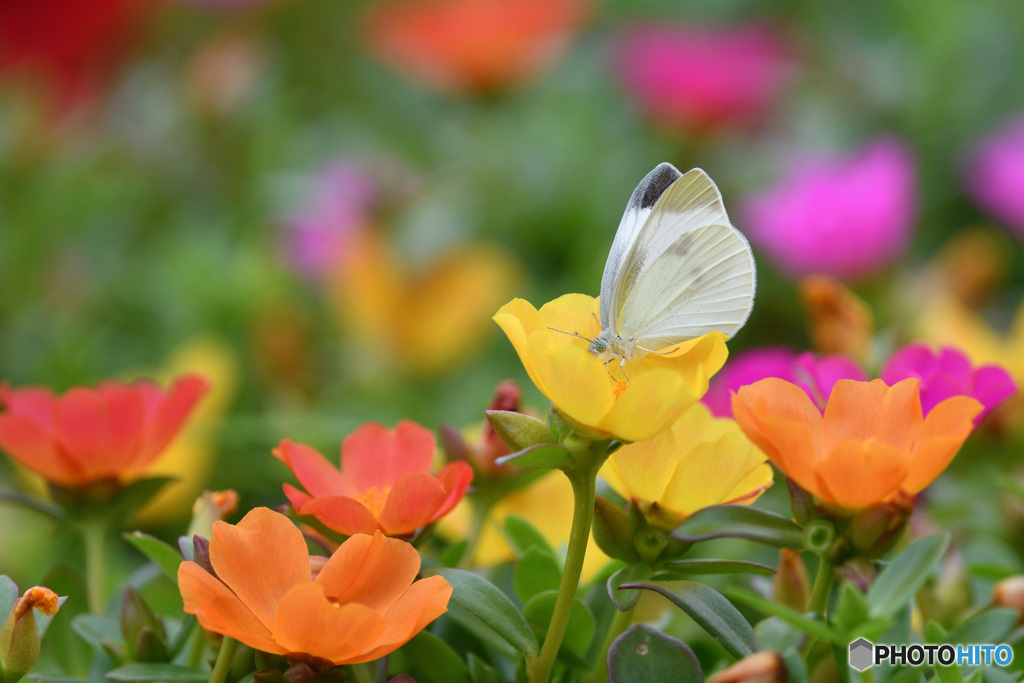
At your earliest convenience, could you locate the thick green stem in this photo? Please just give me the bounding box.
[208,636,238,683]
[80,517,110,614]
[589,606,634,683]
[528,467,598,683]
[188,623,207,668]
[807,556,835,616]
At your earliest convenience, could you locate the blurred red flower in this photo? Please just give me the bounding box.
[365,0,589,94]
[0,376,210,488]
[274,420,473,537]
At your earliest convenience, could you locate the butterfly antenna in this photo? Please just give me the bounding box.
[548,326,595,343]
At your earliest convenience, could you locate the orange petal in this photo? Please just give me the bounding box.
[316,531,420,613]
[342,421,436,491]
[378,473,447,536]
[282,482,313,509]
[821,379,921,453]
[343,575,452,664]
[0,413,79,485]
[53,388,105,480]
[299,496,383,536]
[142,375,210,460]
[274,439,355,498]
[209,508,310,628]
[272,582,387,664]
[432,461,474,519]
[178,561,283,654]
[814,440,908,509]
[903,395,982,494]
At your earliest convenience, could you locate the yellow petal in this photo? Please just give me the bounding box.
[660,431,771,517]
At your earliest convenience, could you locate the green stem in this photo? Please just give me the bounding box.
[80,517,110,614]
[345,661,377,683]
[188,622,207,668]
[208,636,238,683]
[589,607,634,683]
[807,556,835,616]
[528,466,598,683]
[458,497,493,570]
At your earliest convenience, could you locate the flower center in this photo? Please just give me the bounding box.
[355,486,391,518]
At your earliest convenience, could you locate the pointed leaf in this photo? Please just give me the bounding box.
[397,631,470,683]
[513,548,562,603]
[495,444,572,469]
[71,614,122,650]
[867,534,950,618]
[429,568,539,658]
[753,616,805,653]
[672,505,804,548]
[123,532,183,584]
[467,653,503,683]
[0,490,65,521]
[504,515,556,559]
[725,588,841,644]
[104,663,208,682]
[655,559,775,578]
[607,565,651,612]
[623,580,752,659]
[607,625,702,683]
[522,591,594,656]
[946,608,1018,645]
[438,540,468,568]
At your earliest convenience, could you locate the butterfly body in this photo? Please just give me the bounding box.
[589,163,756,370]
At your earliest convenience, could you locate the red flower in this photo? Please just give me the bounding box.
[0,375,209,488]
[365,0,589,94]
[0,0,152,107]
[274,420,473,537]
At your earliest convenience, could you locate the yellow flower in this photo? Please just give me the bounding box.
[493,294,728,443]
[600,403,772,526]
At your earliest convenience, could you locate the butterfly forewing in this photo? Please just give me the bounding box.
[599,163,682,328]
[610,167,756,347]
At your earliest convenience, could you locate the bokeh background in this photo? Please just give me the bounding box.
[2,0,1024,665]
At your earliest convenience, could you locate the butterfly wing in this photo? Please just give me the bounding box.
[610,167,756,347]
[599,163,683,329]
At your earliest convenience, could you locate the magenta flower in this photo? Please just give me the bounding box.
[283,163,377,281]
[742,139,917,280]
[703,347,866,417]
[614,23,792,135]
[965,117,1024,239]
[880,343,1017,423]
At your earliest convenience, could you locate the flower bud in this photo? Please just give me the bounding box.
[121,586,168,663]
[187,490,239,540]
[485,410,557,453]
[592,496,638,562]
[799,275,873,363]
[0,586,60,683]
[709,650,787,683]
[994,576,1024,623]
[772,549,810,613]
[848,492,913,558]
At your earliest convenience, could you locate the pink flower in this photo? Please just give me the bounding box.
[283,163,377,281]
[742,139,917,280]
[614,23,792,135]
[965,117,1024,239]
[703,347,866,417]
[880,343,1017,423]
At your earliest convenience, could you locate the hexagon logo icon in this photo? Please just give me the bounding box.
[849,638,875,672]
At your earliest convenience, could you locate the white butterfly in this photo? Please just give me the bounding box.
[587,163,756,371]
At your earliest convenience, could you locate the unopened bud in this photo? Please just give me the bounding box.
[848,492,913,558]
[994,576,1024,623]
[121,586,167,663]
[592,496,638,563]
[799,275,873,364]
[188,490,240,540]
[709,650,787,683]
[773,549,810,613]
[0,586,61,682]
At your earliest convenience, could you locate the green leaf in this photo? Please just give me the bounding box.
[467,653,503,683]
[485,410,557,452]
[831,582,871,636]
[123,532,183,584]
[522,591,594,655]
[607,625,702,683]
[672,505,804,548]
[946,608,1019,645]
[725,588,841,644]
[70,614,122,650]
[438,540,469,568]
[655,558,775,578]
[0,490,65,521]
[513,548,562,603]
[867,534,950,618]
[104,663,208,682]
[607,564,651,613]
[0,575,19,622]
[623,580,752,659]
[494,444,572,470]
[504,516,556,559]
[753,616,805,653]
[397,631,471,683]
[429,568,539,658]
[924,620,948,643]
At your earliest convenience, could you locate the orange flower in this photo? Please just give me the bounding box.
[274,420,473,537]
[732,378,982,509]
[0,375,209,488]
[179,507,451,666]
[365,0,588,94]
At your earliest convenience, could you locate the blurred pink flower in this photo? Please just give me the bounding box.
[742,139,917,280]
[283,164,377,281]
[965,117,1024,239]
[703,347,866,417]
[880,343,1017,423]
[614,23,792,135]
